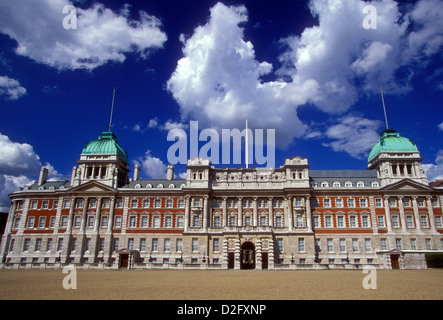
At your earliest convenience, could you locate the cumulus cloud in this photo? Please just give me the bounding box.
[0,75,26,100]
[0,175,34,212]
[0,0,167,70]
[0,134,65,211]
[0,133,41,176]
[422,150,443,182]
[167,0,443,158]
[139,150,167,179]
[321,116,383,159]
[167,2,319,148]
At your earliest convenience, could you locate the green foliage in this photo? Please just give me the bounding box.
[425,253,443,268]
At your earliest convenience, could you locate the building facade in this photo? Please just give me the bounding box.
[1,129,442,270]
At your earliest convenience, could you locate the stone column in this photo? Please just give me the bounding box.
[412,197,422,233]
[384,196,393,232]
[426,196,437,233]
[203,196,208,231]
[398,196,407,233]
[237,197,243,227]
[287,196,294,231]
[253,197,258,227]
[184,196,190,232]
[306,196,312,232]
[268,197,273,227]
[222,197,227,228]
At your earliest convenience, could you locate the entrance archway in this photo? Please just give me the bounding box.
[240,242,255,269]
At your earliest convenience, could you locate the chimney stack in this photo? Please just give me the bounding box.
[167,164,174,181]
[38,167,49,186]
[133,163,140,181]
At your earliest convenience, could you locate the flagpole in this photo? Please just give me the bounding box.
[379,84,389,130]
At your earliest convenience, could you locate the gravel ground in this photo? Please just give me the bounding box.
[0,269,442,300]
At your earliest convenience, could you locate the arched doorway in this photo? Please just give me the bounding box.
[240,242,255,269]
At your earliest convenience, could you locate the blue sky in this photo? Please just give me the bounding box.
[0,0,442,210]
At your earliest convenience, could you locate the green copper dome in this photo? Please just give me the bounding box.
[82,131,128,163]
[368,129,418,162]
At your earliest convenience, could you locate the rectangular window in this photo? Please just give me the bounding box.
[380,238,387,250]
[213,238,220,252]
[114,216,122,228]
[177,216,184,228]
[166,199,173,208]
[113,238,119,252]
[164,239,170,252]
[336,199,343,208]
[360,199,368,207]
[27,216,35,228]
[411,239,417,250]
[155,199,161,208]
[213,216,221,228]
[178,199,185,208]
[275,216,282,228]
[141,216,148,227]
[396,238,402,250]
[87,216,94,228]
[192,215,200,227]
[277,238,284,253]
[35,238,42,251]
[42,201,49,209]
[352,239,359,252]
[337,216,344,228]
[176,239,183,252]
[365,238,371,252]
[153,216,160,228]
[392,215,399,228]
[152,238,158,251]
[339,239,346,252]
[30,201,38,210]
[313,216,319,228]
[142,199,149,208]
[101,216,108,228]
[131,199,138,208]
[325,216,332,228]
[421,216,428,228]
[260,216,266,227]
[165,216,172,228]
[74,216,81,228]
[23,239,30,252]
[362,216,369,228]
[38,216,46,228]
[375,198,382,207]
[323,199,331,208]
[57,238,63,251]
[436,216,442,228]
[348,199,355,208]
[129,216,136,228]
[229,216,236,227]
[327,239,333,252]
[377,216,385,227]
[140,238,146,251]
[192,238,198,252]
[298,238,305,252]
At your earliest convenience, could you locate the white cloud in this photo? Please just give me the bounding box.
[322,116,383,159]
[0,0,167,70]
[140,150,167,179]
[147,118,159,129]
[438,122,443,131]
[0,175,34,212]
[422,150,443,182]
[0,133,41,176]
[167,2,319,148]
[0,75,26,100]
[351,42,393,73]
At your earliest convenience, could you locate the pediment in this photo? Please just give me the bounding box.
[381,179,434,192]
[69,180,116,193]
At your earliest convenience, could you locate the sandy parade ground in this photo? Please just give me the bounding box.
[0,268,442,300]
